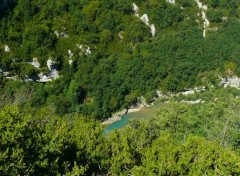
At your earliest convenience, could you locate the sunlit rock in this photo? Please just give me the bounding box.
[4,45,10,52]
[68,59,73,65]
[222,16,228,21]
[132,3,139,17]
[140,14,150,26]
[54,30,60,37]
[150,24,156,37]
[54,30,68,38]
[119,31,124,42]
[166,0,175,5]
[76,44,91,55]
[37,59,59,82]
[195,0,210,38]
[221,76,240,89]
[133,3,156,37]
[68,50,73,59]
[28,58,40,68]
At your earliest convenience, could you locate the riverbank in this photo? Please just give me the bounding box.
[101,93,164,125]
[101,109,127,125]
[101,106,143,125]
[102,82,240,126]
[101,87,206,126]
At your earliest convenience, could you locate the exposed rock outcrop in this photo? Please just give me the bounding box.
[76,44,91,55]
[181,99,204,104]
[28,58,40,68]
[119,31,124,42]
[54,30,68,38]
[167,0,175,5]
[195,0,209,38]
[221,76,240,89]
[101,109,128,125]
[4,45,10,52]
[132,3,156,37]
[38,58,59,82]
[68,50,73,65]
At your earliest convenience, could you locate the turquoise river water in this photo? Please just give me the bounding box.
[104,102,163,134]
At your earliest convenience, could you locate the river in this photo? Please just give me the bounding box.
[104,102,163,134]
[103,87,208,134]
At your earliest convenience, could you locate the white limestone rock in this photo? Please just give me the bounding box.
[202,11,210,28]
[38,69,59,82]
[47,58,54,71]
[166,0,175,5]
[85,47,91,55]
[133,3,156,37]
[68,50,73,65]
[139,96,150,108]
[37,59,59,82]
[76,44,91,55]
[68,59,73,65]
[3,58,59,82]
[195,0,210,38]
[2,71,9,76]
[221,76,240,89]
[196,0,202,8]
[102,109,127,125]
[156,90,164,98]
[181,89,195,95]
[150,24,156,37]
[119,31,124,42]
[38,73,51,82]
[28,58,40,68]
[139,14,156,37]
[222,16,228,21]
[60,32,68,38]
[76,43,82,49]
[6,75,18,80]
[132,3,139,17]
[4,45,10,52]
[208,27,218,31]
[181,99,204,104]
[68,50,73,59]
[54,30,68,38]
[140,14,150,26]
[50,69,60,79]
[54,30,60,37]
[203,29,207,38]
[180,87,205,96]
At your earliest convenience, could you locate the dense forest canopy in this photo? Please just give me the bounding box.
[0,0,240,119]
[1,87,240,175]
[1,0,240,175]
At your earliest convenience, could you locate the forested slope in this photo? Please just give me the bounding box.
[0,0,240,119]
[1,1,240,175]
[0,101,240,175]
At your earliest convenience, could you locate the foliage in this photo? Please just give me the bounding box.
[0,106,109,175]
[1,1,240,175]
[0,0,240,119]
[0,105,239,175]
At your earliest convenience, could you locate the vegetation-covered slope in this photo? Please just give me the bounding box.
[0,1,240,174]
[1,86,240,175]
[0,0,240,119]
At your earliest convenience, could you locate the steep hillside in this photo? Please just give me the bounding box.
[1,1,240,175]
[0,0,240,119]
[0,104,240,175]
